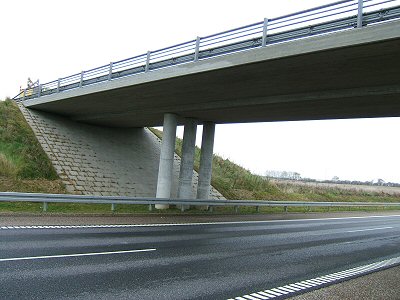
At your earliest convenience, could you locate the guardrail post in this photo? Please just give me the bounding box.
[357,0,363,28]
[194,36,200,61]
[37,81,41,97]
[256,206,260,213]
[262,18,269,47]
[284,206,288,213]
[108,62,113,81]
[57,78,61,93]
[42,202,48,212]
[145,51,151,72]
[23,89,26,101]
[79,71,84,88]
[234,205,239,213]
[111,203,116,212]
[209,206,214,212]
[148,204,153,212]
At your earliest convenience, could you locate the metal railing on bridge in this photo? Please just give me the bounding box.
[1,192,399,213]
[14,0,400,101]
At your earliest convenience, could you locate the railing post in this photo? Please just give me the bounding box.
[145,51,151,72]
[262,18,269,47]
[111,203,116,212]
[194,36,200,61]
[79,71,84,88]
[57,78,60,93]
[108,62,113,81]
[37,83,41,98]
[23,89,26,101]
[357,0,363,28]
[43,202,48,212]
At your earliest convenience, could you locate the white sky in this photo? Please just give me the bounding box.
[1,0,399,183]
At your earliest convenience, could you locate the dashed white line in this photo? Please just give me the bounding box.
[1,214,400,230]
[0,248,156,262]
[227,256,400,300]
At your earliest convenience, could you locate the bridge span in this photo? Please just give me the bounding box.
[16,0,400,207]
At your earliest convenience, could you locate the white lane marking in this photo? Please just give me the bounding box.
[346,226,394,233]
[0,248,156,262]
[243,295,260,300]
[1,214,400,230]
[250,292,275,299]
[271,288,288,295]
[258,291,277,298]
[227,256,400,300]
[250,292,270,299]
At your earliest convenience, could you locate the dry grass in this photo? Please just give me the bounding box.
[0,176,66,194]
[0,153,17,177]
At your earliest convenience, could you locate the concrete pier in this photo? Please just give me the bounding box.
[196,122,216,201]
[177,118,198,210]
[156,113,177,209]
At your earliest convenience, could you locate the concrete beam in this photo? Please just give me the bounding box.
[197,122,215,201]
[177,119,198,210]
[156,113,177,209]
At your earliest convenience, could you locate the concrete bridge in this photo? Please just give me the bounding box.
[16,0,400,208]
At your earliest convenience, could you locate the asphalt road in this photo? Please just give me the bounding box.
[1,215,400,299]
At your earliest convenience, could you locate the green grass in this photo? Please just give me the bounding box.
[149,127,400,204]
[1,201,398,215]
[0,99,65,194]
[0,100,58,180]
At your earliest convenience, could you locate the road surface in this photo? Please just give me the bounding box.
[1,215,399,299]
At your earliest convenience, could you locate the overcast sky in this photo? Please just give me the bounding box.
[1,0,399,183]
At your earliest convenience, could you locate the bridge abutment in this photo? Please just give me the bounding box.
[16,105,225,202]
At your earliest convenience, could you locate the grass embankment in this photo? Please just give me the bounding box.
[0,99,65,194]
[149,127,400,211]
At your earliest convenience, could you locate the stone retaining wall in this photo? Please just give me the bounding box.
[18,104,224,199]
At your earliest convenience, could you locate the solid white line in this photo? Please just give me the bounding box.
[0,248,156,262]
[346,226,394,233]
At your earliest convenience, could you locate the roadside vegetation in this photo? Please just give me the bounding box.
[149,128,400,204]
[0,99,65,194]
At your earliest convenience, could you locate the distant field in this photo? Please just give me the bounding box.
[272,179,400,196]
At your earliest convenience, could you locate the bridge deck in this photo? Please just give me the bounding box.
[24,20,400,127]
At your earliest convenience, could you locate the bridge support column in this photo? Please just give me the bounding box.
[196,122,215,207]
[178,118,198,211]
[156,113,177,209]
